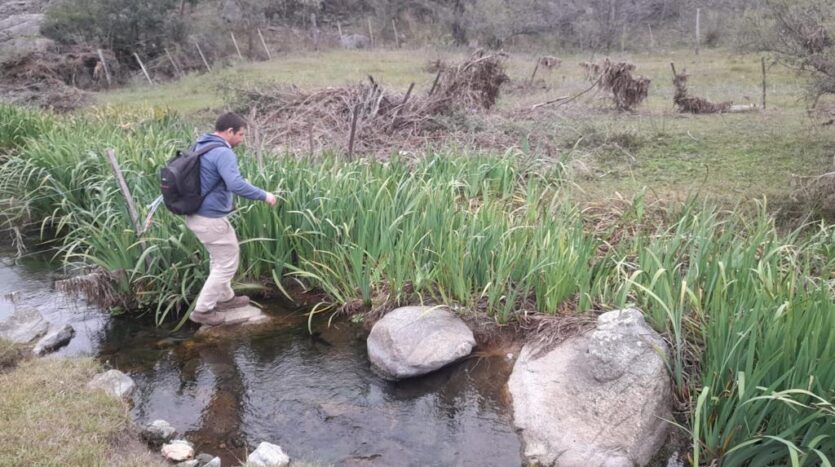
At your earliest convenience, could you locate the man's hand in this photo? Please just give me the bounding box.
[265,192,277,206]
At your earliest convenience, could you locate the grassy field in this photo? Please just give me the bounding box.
[99,48,835,203]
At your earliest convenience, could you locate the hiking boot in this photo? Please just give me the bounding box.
[216,295,250,311]
[190,310,225,326]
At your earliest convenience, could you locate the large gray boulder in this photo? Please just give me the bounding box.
[0,306,49,344]
[32,324,75,356]
[367,305,475,380]
[508,308,672,467]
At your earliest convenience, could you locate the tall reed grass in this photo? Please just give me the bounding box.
[0,104,831,465]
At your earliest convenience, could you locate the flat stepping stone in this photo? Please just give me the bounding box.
[196,305,270,336]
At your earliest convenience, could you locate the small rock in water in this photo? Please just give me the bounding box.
[32,324,75,356]
[248,441,290,466]
[666,451,684,467]
[203,457,221,467]
[141,419,176,445]
[175,461,199,467]
[87,369,135,399]
[162,439,194,462]
[194,453,215,465]
[0,306,49,344]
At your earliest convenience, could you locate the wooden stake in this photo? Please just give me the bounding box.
[347,103,360,160]
[648,24,655,50]
[230,32,243,60]
[429,69,442,95]
[258,29,272,60]
[97,49,112,88]
[164,47,183,78]
[761,56,767,110]
[194,40,211,72]
[695,8,701,56]
[392,19,400,48]
[621,22,626,53]
[337,21,343,39]
[311,14,320,51]
[387,82,414,133]
[367,18,374,47]
[529,60,540,86]
[134,53,153,85]
[105,149,150,268]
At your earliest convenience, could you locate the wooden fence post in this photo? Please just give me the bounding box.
[164,48,184,78]
[258,29,272,60]
[105,149,151,269]
[367,18,374,47]
[695,8,701,56]
[194,40,211,72]
[97,49,112,87]
[392,19,400,48]
[231,32,244,60]
[761,56,767,110]
[311,14,320,51]
[347,103,360,161]
[133,53,153,85]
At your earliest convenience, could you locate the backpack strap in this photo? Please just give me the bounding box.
[190,142,229,195]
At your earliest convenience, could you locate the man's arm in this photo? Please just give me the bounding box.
[216,149,267,201]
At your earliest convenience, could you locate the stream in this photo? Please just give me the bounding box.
[0,251,523,466]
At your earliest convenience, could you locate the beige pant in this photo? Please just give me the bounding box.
[185,215,239,312]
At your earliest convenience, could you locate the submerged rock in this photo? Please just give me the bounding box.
[32,324,75,355]
[367,305,475,380]
[87,369,135,399]
[141,419,176,446]
[248,441,290,466]
[508,308,672,467]
[0,306,49,344]
[196,305,270,336]
[162,439,194,462]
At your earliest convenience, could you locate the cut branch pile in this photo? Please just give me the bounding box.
[580,59,650,111]
[791,171,835,218]
[671,64,731,114]
[230,53,510,156]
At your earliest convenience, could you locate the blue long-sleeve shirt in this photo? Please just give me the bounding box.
[193,133,267,218]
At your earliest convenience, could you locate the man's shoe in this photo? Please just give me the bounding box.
[216,295,250,311]
[190,310,225,326]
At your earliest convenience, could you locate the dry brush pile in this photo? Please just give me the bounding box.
[228,52,510,157]
[580,59,650,111]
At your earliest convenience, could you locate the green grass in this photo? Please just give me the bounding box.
[0,357,164,466]
[97,47,835,204]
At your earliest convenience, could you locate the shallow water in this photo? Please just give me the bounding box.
[0,252,522,466]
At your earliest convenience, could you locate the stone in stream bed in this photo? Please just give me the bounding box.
[366,305,476,380]
[162,439,195,462]
[196,305,270,336]
[32,323,75,355]
[141,419,177,446]
[0,305,49,344]
[508,308,672,467]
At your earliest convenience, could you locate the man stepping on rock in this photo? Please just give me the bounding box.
[185,112,276,325]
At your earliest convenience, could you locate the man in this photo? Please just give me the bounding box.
[186,112,277,326]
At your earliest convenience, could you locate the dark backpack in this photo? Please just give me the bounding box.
[160,143,225,215]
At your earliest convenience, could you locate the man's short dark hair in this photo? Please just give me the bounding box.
[215,112,247,133]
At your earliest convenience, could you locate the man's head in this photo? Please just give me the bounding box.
[214,112,247,147]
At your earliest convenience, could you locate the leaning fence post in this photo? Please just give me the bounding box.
[164,47,184,78]
[97,49,112,87]
[367,18,374,48]
[105,149,151,269]
[193,39,212,72]
[231,32,244,60]
[761,56,767,110]
[347,103,360,161]
[258,29,272,60]
[392,19,400,48]
[133,53,153,85]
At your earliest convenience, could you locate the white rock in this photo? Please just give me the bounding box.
[162,439,194,462]
[367,306,475,380]
[204,457,221,467]
[87,369,135,399]
[32,324,75,356]
[508,308,672,467]
[247,441,289,466]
